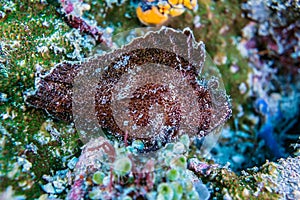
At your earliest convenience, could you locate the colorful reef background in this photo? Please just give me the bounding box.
[0,0,300,199]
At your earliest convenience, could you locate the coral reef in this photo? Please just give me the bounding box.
[0,0,299,199]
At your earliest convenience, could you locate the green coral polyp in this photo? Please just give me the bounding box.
[157,183,174,200]
[92,171,105,185]
[171,155,187,169]
[166,169,179,181]
[171,182,183,200]
[187,190,200,199]
[88,188,102,199]
[113,157,132,176]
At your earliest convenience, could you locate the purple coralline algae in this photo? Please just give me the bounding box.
[58,0,111,44]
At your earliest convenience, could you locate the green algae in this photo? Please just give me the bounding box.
[0,1,82,198]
